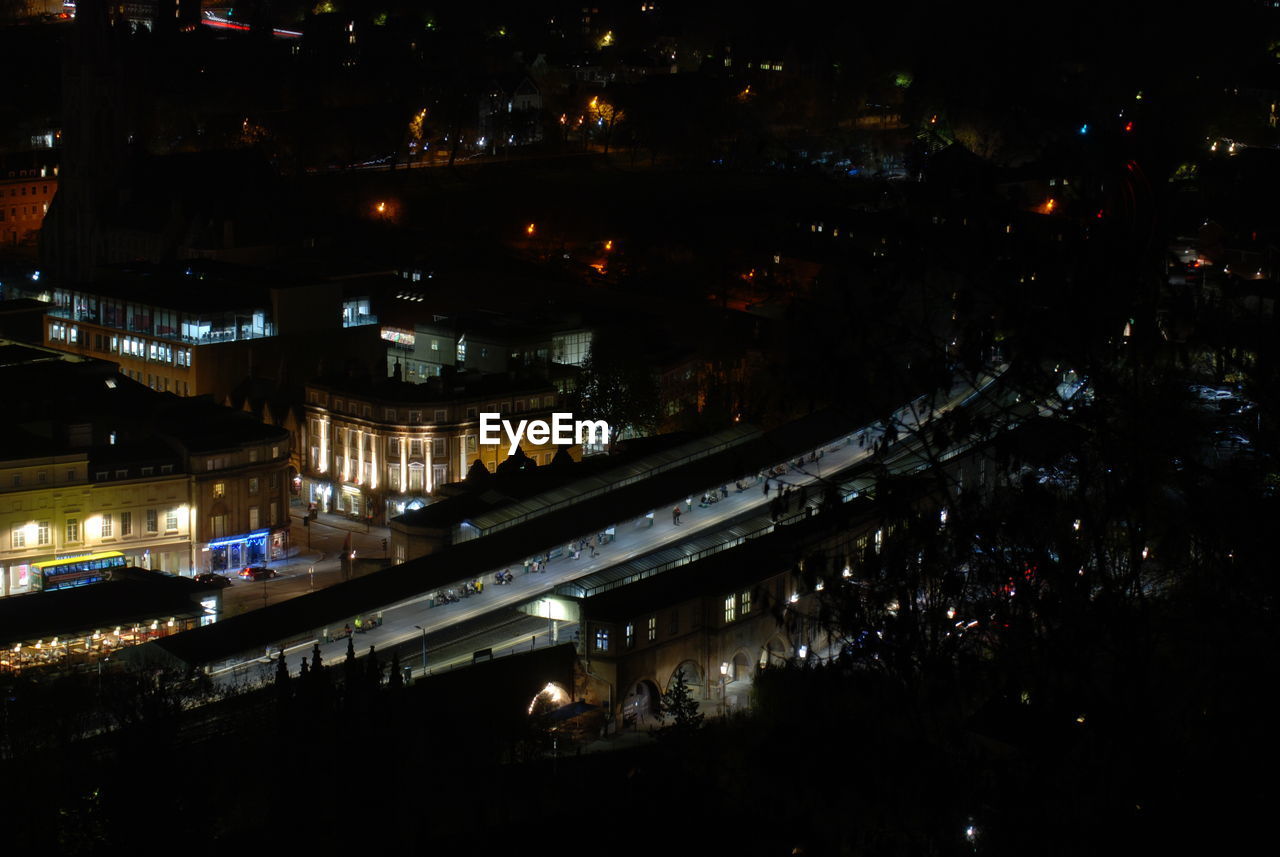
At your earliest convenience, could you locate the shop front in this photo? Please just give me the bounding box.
[338,484,363,517]
[306,480,334,513]
[204,526,287,572]
[2,560,39,598]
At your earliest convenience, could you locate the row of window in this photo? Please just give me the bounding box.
[102,332,193,368]
[209,501,278,537]
[9,467,79,489]
[205,447,283,472]
[4,184,50,197]
[211,474,278,498]
[0,203,47,222]
[94,465,175,480]
[616,590,756,652]
[10,465,181,487]
[10,508,181,549]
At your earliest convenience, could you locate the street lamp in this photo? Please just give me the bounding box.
[719,661,729,716]
[414,624,427,678]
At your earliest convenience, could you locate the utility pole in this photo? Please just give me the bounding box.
[414,624,427,678]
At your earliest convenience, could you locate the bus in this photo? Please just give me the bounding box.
[31,551,127,591]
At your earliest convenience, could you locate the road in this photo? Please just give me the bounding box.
[212,369,1009,685]
[216,512,389,617]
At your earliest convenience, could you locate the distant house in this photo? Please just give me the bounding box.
[478,76,544,148]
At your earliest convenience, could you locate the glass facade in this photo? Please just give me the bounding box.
[8,284,278,345]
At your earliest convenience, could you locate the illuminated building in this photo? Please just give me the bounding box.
[1,260,383,401]
[302,371,576,524]
[0,163,57,248]
[0,339,291,589]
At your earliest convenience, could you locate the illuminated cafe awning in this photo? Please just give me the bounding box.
[0,572,216,649]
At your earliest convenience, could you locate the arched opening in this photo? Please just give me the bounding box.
[621,678,660,728]
[527,681,571,716]
[669,660,704,691]
[759,635,789,669]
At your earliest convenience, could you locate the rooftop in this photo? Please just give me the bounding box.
[311,370,557,406]
[0,569,214,647]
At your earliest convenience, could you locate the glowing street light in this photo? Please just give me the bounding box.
[526,223,536,236]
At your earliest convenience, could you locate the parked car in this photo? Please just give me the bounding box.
[238,566,278,581]
[194,572,231,588]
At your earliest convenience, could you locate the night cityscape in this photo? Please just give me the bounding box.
[0,0,1276,853]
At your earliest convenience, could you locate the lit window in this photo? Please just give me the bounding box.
[741,590,751,615]
[625,623,634,648]
[213,482,226,499]
[724,594,736,623]
[165,509,178,531]
[647,616,656,641]
[12,526,26,548]
[100,515,112,538]
[594,628,610,652]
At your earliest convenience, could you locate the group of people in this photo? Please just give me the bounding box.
[493,570,515,584]
[431,578,485,605]
[568,534,600,560]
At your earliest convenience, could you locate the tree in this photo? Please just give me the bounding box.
[576,330,660,443]
[658,668,704,735]
[365,646,381,691]
[275,648,289,689]
[343,637,360,705]
[388,651,403,690]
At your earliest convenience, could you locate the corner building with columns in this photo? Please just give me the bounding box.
[301,371,580,524]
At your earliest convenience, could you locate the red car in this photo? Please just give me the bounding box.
[238,566,279,581]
